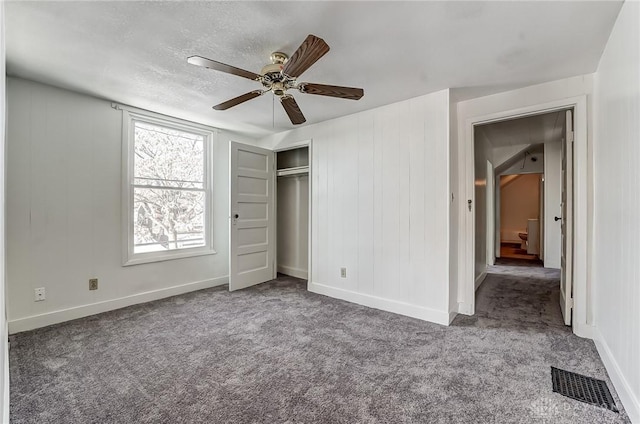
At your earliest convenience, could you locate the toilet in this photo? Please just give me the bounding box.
[518,232,528,250]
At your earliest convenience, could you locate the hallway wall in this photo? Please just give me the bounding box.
[593,1,640,421]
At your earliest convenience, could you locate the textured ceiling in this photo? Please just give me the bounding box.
[6,1,622,138]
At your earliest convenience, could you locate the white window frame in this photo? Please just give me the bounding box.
[121,107,216,266]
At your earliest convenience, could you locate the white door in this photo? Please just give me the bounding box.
[559,110,574,325]
[229,141,275,291]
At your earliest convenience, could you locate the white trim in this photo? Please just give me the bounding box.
[113,103,220,133]
[486,160,495,267]
[307,140,314,291]
[448,311,458,325]
[2,322,8,424]
[459,95,590,339]
[274,139,311,152]
[308,282,451,326]
[277,265,308,280]
[123,249,217,267]
[593,329,640,423]
[475,271,487,291]
[120,109,217,266]
[8,276,228,334]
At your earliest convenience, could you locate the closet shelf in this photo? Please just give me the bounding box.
[277,166,309,177]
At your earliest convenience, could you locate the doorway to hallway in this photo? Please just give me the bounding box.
[472,109,574,325]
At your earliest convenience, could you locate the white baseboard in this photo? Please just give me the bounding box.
[475,271,487,291]
[277,265,308,280]
[448,310,458,324]
[593,329,640,423]
[9,276,229,334]
[573,322,596,340]
[308,282,450,326]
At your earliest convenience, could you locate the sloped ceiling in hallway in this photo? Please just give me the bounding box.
[5,1,623,137]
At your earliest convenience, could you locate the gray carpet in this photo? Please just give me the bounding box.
[10,264,630,423]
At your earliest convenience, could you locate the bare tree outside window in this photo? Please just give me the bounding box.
[132,121,206,253]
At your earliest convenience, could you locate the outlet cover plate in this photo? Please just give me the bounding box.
[34,287,46,302]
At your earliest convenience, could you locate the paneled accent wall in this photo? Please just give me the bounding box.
[5,78,255,332]
[0,3,9,418]
[261,89,451,324]
[593,1,640,421]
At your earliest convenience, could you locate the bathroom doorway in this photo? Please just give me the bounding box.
[498,173,543,261]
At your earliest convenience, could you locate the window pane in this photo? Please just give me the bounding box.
[133,188,205,253]
[134,121,204,189]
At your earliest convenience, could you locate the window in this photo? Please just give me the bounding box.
[122,109,215,265]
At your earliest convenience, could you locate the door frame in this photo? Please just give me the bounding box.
[458,95,591,338]
[273,139,313,284]
[486,160,495,267]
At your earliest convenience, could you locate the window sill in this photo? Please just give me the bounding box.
[123,248,217,267]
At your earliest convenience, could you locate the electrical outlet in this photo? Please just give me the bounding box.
[89,278,98,290]
[340,267,347,278]
[34,287,46,302]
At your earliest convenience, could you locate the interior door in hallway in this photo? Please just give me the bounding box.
[559,109,574,326]
[229,141,275,291]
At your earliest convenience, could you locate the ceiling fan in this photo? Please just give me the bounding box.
[187,34,364,125]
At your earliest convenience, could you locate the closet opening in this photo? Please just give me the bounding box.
[275,146,310,280]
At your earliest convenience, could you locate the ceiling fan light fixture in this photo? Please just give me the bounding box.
[272,82,286,97]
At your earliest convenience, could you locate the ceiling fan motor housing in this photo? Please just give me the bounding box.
[261,63,286,84]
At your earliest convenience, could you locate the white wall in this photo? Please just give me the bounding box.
[543,142,562,268]
[473,129,493,283]
[0,2,9,420]
[260,89,452,325]
[6,78,256,333]
[593,2,640,421]
[276,174,308,279]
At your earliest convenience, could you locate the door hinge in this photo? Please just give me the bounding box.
[568,298,574,309]
[568,131,574,143]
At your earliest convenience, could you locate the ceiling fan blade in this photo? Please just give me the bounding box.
[212,90,263,111]
[298,83,364,100]
[280,95,306,125]
[282,34,330,78]
[187,55,261,81]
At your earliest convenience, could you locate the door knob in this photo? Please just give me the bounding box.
[554,216,561,221]
[234,214,239,219]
